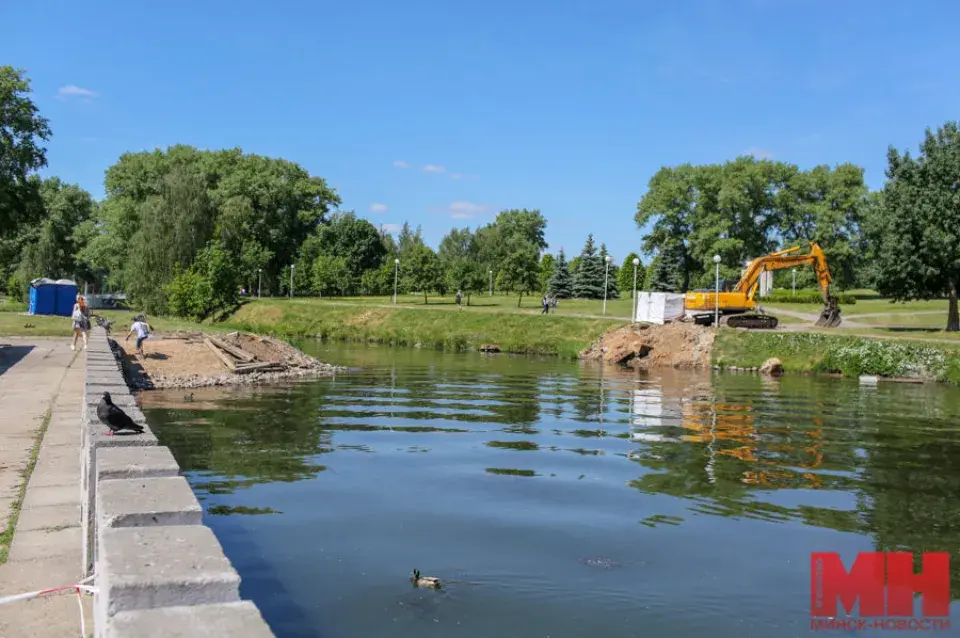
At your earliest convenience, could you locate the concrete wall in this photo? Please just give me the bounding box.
[82,327,275,637]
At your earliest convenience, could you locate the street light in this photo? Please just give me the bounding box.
[602,255,612,315]
[713,254,721,327]
[792,268,797,296]
[289,264,295,299]
[632,257,640,320]
[257,268,262,299]
[393,258,400,305]
[489,270,493,296]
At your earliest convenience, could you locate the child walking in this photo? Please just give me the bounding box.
[125,316,152,357]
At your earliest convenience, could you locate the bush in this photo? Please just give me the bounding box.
[163,243,239,320]
[164,269,214,320]
[816,338,950,380]
[762,288,857,305]
[6,273,26,303]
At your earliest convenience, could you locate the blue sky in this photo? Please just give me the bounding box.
[3,0,958,262]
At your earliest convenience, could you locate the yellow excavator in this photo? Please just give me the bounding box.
[684,242,842,329]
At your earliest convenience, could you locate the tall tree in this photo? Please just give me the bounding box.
[538,253,555,293]
[403,243,441,303]
[618,252,642,297]
[867,122,960,331]
[316,211,387,276]
[498,242,540,307]
[438,227,484,304]
[572,234,604,299]
[0,67,50,236]
[548,249,573,298]
[648,241,689,293]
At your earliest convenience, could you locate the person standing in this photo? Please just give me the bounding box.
[71,295,90,350]
[125,316,152,357]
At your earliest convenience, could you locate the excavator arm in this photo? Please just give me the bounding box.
[733,242,841,327]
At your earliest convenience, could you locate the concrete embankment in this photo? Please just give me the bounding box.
[82,326,275,636]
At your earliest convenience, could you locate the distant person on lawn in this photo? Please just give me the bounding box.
[71,295,90,351]
[125,317,152,357]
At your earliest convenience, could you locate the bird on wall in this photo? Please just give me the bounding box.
[96,392,145,436]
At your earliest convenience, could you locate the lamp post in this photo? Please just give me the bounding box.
[289,264,295,299]
[602,255,612,315]
[792,268,797,296]
[713,254,721,327]
[632,257,640,321]
[489,270,493,296]
[257,269,262,299]
[393,258,400,305]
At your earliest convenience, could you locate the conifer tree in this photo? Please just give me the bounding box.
[547,249,573,298]
[572,234,604,299]
[648,241,689,292]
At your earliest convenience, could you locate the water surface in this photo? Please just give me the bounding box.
[141,343,960,637]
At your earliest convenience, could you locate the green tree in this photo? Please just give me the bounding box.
[0,67,50,237]
[403,243,441,303]
[315,211,386,276]
[648,241,689,292]
[312,254,353,296]
[867,122,960,331]
[538,253,555,293]
[547,249,573,298]
[568,256,581,279]
[498,242,540,307]
[618,252,642,297]
[438,227,483,304]
[572,234,604,299]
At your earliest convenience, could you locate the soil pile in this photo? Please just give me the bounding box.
[579,321,715,370]
[115,331,342,390]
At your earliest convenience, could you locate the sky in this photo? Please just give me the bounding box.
[3,0,959,262]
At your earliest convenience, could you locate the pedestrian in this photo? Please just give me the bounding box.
[541,295,549,314]
[125,315,152,358]
[455,290,462,307]
[71,295,90,351]
[552,297,558,310]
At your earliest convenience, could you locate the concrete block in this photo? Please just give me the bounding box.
[103,602,275,637]
[21,484,80,509]
[97,446,180,481]
[98,476,201,529]
[15,502,81,532]
[98,525,240,617]
[8,526,83,561]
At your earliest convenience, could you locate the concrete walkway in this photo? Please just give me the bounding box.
[0,338,91,637]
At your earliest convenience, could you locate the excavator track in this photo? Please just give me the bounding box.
[726,313,779,330]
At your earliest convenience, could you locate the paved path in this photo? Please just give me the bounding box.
[0,338,91,637]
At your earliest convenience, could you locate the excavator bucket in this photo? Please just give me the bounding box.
[815,296,842,328]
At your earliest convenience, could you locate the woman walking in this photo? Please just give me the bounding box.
[71,295,90,351]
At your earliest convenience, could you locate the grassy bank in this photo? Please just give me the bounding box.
[228,300,622,358]
[713,329,960,384]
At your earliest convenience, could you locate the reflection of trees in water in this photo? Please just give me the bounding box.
[626,375,960,585]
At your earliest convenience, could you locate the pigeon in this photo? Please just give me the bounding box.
[184,392,195,402]
[96,392,144,436]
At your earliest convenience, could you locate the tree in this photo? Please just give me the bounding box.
[648,241,689,292]
[315,211,386,276]
[403,243,441,303]
[572,234,604,299]
[618,253,642,297]
[548,249,573,298]
[538,253,555,293]
[600,243,619,300]
[312,254,353,296]
[867,122,960,331]
[498,242,540,307]
[438,227,483,304]
[568,256,581,279]
[0,67,51,236]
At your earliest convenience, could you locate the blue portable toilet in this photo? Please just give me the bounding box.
[28,278,78,317]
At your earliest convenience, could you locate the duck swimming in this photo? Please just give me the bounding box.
[410,569,441,589]
[184,392,195,402]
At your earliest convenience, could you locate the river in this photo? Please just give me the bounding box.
[140,342,960,638]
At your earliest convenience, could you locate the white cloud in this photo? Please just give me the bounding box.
[392,160,410,169]
[743,146,774,159]
[369,203,388,213]
[57,85,98,100]
[423,164,446,173]
[447,200,488,219]
[381,223,402,233]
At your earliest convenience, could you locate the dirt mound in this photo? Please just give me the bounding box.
[115,330,343,390]
[580,322,715,369]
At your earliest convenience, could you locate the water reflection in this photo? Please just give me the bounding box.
[141,343,960,638]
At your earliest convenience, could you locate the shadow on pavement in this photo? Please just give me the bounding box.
[0,345,35,379]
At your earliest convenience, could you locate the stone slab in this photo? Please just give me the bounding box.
[21,484,80,509]
[15,502,81,532]
[98,525,241,616]
[7,526,83,561]
[104,602,275,637]
[97,446,180,481]
[98,476,202,529]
